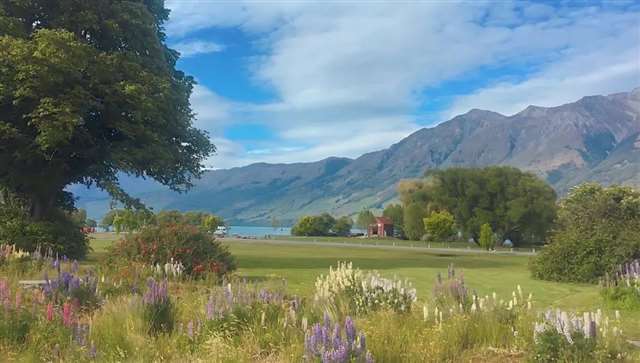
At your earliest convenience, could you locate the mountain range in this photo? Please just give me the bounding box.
[72,89,640,225]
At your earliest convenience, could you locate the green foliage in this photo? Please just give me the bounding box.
[423,210,455,242]
[400,167,557,245]
[479,223,495,251]
[403,203,426,240]
[291,213,350,237]
[110,223,236,277]
[0,304,35,345]
[0,205,88,258]
[383,204,404,238]
[601,287,640,310]
[529,330,604,363]
[530,183,640,283]
[332,216,353,237]
[355,209,376,230]
[0,0,213,250]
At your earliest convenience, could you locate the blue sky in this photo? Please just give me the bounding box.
[163,0,640,169]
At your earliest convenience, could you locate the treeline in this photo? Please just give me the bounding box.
[367,166,558,246]
[291,213,353,237]
[101,209,223,234]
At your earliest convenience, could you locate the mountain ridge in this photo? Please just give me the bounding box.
[72,88,640,225]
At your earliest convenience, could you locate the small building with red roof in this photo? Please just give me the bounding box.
[367,216,394,238]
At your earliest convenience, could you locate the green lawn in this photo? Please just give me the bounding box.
[89,233,640,337]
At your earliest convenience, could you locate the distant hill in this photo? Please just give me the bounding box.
[72,89,640,225]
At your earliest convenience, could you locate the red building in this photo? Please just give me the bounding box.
[367,216,394,238]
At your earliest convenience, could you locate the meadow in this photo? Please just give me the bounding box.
[1,232,638,362]
[92,233,640,336]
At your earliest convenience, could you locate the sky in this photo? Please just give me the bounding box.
[163,0,640,170]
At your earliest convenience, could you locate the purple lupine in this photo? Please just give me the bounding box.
[205,296,215,320]
[304,314,374,363]
[345,316,356,346]
[143,279,169,305]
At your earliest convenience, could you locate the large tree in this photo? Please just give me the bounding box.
[400,167,557,244]
[0,1,214,220]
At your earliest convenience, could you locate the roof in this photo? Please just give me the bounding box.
[373,216,393,225]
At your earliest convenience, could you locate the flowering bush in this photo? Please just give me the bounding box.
[314,262,417,314]
[531,308,626,362]
[304,313,374,363]
[110,223,236,278]
[142,278,175,335]
[600,259,640,309]
[433,264,469,309]
[43,259,100,310]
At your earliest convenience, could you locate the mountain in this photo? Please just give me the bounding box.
[72,89,640,225]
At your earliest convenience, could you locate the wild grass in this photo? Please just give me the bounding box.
[0,235,638,362]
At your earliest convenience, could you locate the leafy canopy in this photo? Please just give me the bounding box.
[423,210,455,242]
[530,183,640,283]
[0,0,214,219]
[400,166,557,244]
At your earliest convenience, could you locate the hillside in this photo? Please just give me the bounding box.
[72,89,640,224]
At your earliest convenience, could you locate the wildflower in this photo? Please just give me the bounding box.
[187,320,194,338]
[46,302,55,321]
[62,302,73,327]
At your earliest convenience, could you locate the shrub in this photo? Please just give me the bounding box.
[314,262,417,314]
[478,223,495,250]
[530,184,640,282]
[531,309,627,362]
[110,223,236,278]
[0,206,89,259]
[432,264,470,308]
[423,210,455,242]
[43,261,100,311]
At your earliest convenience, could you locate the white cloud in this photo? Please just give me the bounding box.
[172,40,224,58]
[166,1,640,169]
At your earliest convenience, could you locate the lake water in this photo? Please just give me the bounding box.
[228,226,292,237]
[228,226,367,238]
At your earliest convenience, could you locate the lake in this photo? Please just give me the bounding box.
[228,226,292,237]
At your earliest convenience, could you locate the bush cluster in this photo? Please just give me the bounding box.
[109,223,236,278]
[531,183,640,283]
[0,206,89,259]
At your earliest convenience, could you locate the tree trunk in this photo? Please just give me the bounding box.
[30,193,56,220]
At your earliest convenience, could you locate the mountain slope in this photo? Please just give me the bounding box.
[73,89,640,224]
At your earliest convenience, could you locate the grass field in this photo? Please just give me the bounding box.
[90,233,640,337]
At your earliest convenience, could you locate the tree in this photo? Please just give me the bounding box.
[202,214,222,234]
[423,210,455,242]
[292,216,324,236]
[0,2,214,237]
[86,219,97,228]
[403,203,426,240]
[478,223,495,250]
[356,209,376,230]
[383,204,404,238]
[332,216,353,237]
[399,167,556,244]
[100,210,119,231]
[530,183,640,282]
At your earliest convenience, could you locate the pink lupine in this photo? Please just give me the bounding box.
[46,302,55,321]
[62,302,73,327]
